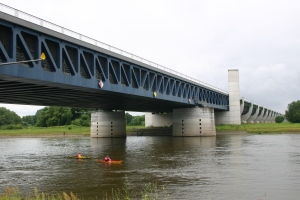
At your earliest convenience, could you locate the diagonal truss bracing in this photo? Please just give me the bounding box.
[0,16,229,112]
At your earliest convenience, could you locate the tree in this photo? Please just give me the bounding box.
[125,112,133,125]
[130,115,145,126]
[275,116,284,123]
[71,113,90,127]
[70,108,91,121]
[285,100,300,123]
[35,106,72,127]
[22,115,35,126]
[0,107,22,126]
[35,106,91,127]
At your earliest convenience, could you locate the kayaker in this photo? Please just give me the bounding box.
[104,155,112,162]
[77,153,83,158]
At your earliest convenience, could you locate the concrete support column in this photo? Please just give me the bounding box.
[261,110,269,123]
[267,111,274,123]
[145,113,173,127]
[256,108,266,123]
[240,98,244,115]
[254,108,264,123]
[241,102,253,123]
[229,69,242,125]
[266,110,272,122]
[247,105,259,123]
[173,107,216,137]
[215,69,241,125]
[91,110,126,138]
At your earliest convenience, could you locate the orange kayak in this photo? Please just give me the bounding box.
[68,156,92,159]
[96,160,123,164]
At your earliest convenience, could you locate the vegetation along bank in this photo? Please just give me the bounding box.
[1,100,300,136]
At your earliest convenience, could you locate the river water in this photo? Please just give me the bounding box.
[1,134,300,199]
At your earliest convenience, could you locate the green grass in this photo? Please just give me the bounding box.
[126,126,145,132]
[0,125,90,136]
[104,178,169,200]
[216,122,300,133]
[0,125,145,137]
[1,123,299,136]
[1,181,169,200]
[0,187,79,200]
[0,126,145,136]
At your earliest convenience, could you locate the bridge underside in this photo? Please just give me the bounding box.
[0,12,229,112]
[0,75,193,113]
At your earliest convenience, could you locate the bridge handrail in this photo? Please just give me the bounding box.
[0,3,228,95]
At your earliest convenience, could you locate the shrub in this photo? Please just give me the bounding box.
[285,100,300,123]
[275,116,284,123]
[1,124,23,130]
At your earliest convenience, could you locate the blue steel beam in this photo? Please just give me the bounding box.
[0,10,229,112]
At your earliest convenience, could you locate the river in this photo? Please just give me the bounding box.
[1,134,300,199]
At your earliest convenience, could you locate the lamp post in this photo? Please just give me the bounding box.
[0,53,46,66]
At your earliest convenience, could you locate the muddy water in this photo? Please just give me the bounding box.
[1,134,300,199]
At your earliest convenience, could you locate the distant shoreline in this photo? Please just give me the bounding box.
[0,123,299,137]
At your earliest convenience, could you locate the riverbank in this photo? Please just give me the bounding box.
[0,123,299,136]
[0,126,145,137]
[216,122,300,134]
[0,126,90,137]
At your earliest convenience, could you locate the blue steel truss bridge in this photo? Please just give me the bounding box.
[0,3,229,113]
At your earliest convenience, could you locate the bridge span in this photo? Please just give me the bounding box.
[0,3,282,137]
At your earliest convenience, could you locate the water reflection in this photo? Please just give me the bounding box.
[1,134,300,199]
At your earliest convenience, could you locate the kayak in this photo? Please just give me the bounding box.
[68,156,92,159]
[96,160,123,164]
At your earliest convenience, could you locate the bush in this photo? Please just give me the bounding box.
[285,100,300,123]
[1,124,23,130]
[275,116,284,123]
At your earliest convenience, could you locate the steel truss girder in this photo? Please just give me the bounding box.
[0,19,229,111]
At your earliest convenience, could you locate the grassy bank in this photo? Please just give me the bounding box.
[126,125,145,132]
[1,180,169,200]
[0,125,145,137]
[216,122,300,133]
[0,126,90,136]
[0,187,79,200]
[0,123,299,136]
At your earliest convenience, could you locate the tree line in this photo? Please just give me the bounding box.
[0,106,145,129]
[1,100,300,129]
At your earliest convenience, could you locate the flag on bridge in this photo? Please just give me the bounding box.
[99,80,104,88]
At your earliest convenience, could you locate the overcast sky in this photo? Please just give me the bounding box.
[1,0,299,116]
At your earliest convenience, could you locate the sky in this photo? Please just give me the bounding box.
[0,0,299,116]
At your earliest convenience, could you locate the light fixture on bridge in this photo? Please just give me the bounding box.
[153,91,157,97]
[0,53,46,66]
[40,52,46,60]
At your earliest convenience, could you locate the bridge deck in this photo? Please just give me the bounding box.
[0,6,229,112]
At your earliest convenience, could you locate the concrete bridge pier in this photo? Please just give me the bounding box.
[241,102,253,123]
[215,69,241,125]
[261,110,270,123]
[254,107,264,123]
[91,110,126,138]
[173,107,216,137]
[247,105,260,123]
[268,111,275,123]
[145,113,173,127]
[256,108,266,123]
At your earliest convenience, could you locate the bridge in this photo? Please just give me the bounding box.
[0,3,282,137]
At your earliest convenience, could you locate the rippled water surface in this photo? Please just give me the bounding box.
[1,134,300,199]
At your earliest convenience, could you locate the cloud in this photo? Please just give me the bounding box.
[0,104,44,117]
[1,0,300,115]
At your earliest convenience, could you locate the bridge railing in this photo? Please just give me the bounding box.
[0,3,228,95]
